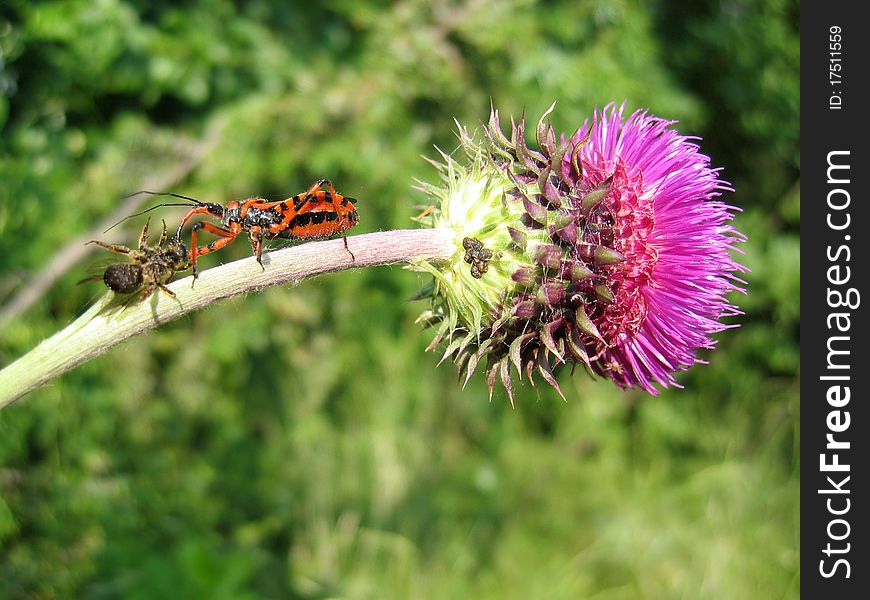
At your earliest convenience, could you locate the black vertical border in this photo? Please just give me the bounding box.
[802,2,869,596]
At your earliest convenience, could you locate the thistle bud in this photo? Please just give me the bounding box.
[410,103,745,401]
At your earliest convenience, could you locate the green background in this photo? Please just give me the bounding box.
[0,0,799,598]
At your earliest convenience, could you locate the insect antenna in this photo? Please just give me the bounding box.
[103,191,206,233]
[122,190,205,204]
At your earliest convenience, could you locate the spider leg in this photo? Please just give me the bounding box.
[86,240,132,255]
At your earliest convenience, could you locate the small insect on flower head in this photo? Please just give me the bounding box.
[410,103,746,403]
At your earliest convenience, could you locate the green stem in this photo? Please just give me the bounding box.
[0,228,455,410]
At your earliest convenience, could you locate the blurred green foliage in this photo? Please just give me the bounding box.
[0,0,798,598]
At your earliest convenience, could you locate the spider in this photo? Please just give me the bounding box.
[85,218,190,299]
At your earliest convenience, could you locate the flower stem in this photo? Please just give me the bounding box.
[0,228,455,410]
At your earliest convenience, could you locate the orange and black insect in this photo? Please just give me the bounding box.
[178,178,359,277]
[115,179,359,278]
[84,218,190,299]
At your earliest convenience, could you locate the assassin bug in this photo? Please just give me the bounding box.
[84,218,190,299]
[178,178,359,278]
[113,179,360,279]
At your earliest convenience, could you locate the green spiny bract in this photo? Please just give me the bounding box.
[410,104,627,404]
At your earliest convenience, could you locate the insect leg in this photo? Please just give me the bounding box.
[246,226,266,269]
[189,221,239,280]
[341,234,355,262]
[308,179,334,195]
[176,204,226,240]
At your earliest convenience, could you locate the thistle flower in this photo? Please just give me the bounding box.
[410,103,745,401]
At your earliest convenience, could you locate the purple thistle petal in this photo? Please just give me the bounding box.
[563,104,745,394]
